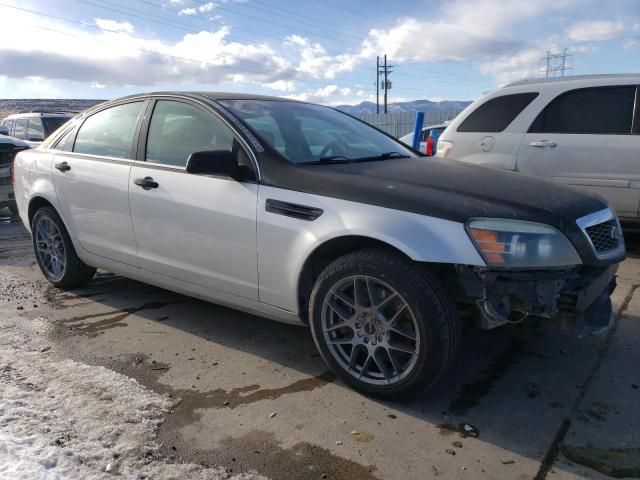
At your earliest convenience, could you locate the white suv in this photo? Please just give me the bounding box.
[437,74,640,220]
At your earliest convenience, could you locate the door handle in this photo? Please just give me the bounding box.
[134,176,159,190]
[54,161,71,172]
[529,140,557,148]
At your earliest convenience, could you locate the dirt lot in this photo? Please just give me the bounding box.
[1,207,639,480]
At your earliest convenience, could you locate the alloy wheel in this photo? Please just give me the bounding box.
[320,275,420,386]
[34,215,66,280]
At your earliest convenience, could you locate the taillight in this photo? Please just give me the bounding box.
[425,135,434,156]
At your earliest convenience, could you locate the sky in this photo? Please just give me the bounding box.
[0,0,638,104]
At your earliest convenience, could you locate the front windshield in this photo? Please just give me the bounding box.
[219,99,415,164]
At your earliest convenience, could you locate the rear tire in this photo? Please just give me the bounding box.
[309,248,460,399]
[8,202,18,215]
[31,206,96,288]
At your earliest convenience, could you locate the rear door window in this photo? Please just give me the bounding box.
[73,102,143,159]
[529,86,636,134]
[457,93,539,133]
[13,118,27,140]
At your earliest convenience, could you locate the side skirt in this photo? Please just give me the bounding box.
[75,249,305,327]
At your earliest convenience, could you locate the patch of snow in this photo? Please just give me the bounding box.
[0,328,265,480]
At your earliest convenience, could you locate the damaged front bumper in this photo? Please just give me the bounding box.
[456,264,618,337]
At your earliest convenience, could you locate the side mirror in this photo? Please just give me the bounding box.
[0,126,9,136]
[186,150,239,178]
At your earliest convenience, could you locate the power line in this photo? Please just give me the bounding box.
[540,49,572,78]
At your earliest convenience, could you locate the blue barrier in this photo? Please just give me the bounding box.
[411,111,424,150]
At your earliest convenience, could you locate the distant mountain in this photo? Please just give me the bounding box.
[335,99,472,116]
[0,99,105,119]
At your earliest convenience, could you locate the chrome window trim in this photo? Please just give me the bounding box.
[576,207,625,260]
[49,150,134,164]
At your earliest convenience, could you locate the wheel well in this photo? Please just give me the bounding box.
[28,197,54,226]
[297,236,410,324]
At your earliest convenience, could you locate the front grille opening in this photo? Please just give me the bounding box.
[585,219,620,253]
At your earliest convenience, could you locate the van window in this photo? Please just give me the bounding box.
[13,118,27,140]
[2,119,14,134]
[27,118,45,142]
[457,93,538,133]
[74,102,143,159]
[529,86,636,135]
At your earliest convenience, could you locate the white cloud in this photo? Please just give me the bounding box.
[360,0,577,63]
[178,2,218,16]
[198,2,217,13]
[0,10,296,88]
[178,7,197,16]
[478,49,545,86]
[264,80,297,92]
[95,18,134,33]
[567,20,625,41]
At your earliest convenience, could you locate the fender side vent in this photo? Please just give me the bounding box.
[266,199,323,221]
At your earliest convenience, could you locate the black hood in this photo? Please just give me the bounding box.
[264,157,612,265]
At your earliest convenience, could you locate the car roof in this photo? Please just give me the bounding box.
[503,73,640,88]
[399,123,448,138]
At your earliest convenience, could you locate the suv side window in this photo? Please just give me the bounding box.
[146,100,234,167]
[13,118,27,140]
[27,118,45,142]
[529,86,636,135]
[74,102,143,159]
[2,119,14,134]
[457,93,539,133]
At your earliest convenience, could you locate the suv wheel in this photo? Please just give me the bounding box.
[32,206,96,288]
[309,249,459,399]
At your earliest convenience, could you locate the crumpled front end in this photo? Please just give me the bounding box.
[456,264,618,337]
[456,208,624,337]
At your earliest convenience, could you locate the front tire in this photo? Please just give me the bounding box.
[309,249,459,399]
[31,206,96,288]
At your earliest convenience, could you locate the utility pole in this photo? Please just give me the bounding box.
[377,54,394,114]
[540,49,572,78]
[376,56,379,114]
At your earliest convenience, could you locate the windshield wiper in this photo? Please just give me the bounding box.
[352,151,411,162]
[299,155,353,165]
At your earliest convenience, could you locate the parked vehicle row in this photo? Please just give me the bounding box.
[1,112,74,147]
[0,134,29,214]
[437,74,640,221]
[14,91,624,397]
[398,123,447,156]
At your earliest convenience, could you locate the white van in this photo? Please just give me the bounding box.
[437,74,640,221]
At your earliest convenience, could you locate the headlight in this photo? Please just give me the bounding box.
[436,140,453,158]
[467,218,581,267]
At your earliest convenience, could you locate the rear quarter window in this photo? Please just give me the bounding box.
[457,92,539,133]
[529,86,636,134]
